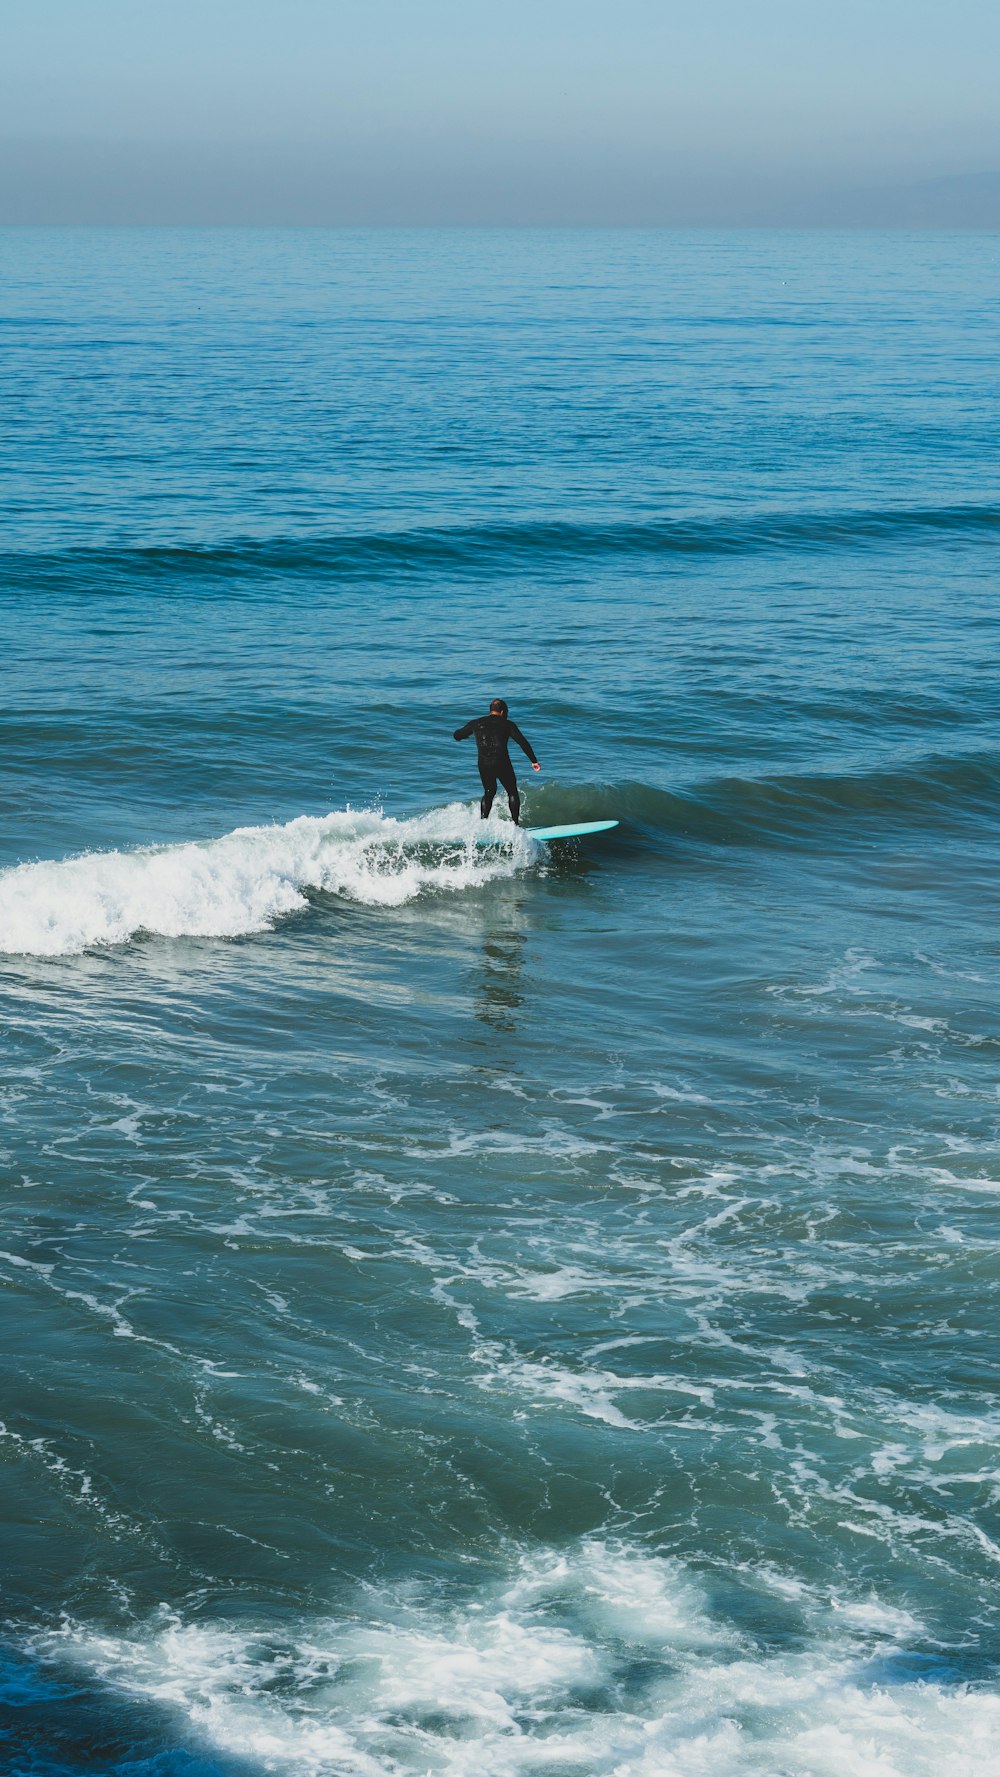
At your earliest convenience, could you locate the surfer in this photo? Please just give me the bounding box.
[453,698,541,823]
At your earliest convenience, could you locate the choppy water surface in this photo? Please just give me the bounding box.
[1,228,999,1775]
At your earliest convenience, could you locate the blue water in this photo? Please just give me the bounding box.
[2,227,999,1775]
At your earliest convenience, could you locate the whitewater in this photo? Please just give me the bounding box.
[24,1545,1000,1775]
[0,807,533,955]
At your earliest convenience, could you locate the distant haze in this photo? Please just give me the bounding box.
[3,0,1000,225]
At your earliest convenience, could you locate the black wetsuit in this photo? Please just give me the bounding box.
[453,714,538,822]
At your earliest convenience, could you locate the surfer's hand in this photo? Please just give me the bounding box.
[532,762,541,771]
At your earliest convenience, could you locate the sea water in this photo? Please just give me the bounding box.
[1,227,999,1774]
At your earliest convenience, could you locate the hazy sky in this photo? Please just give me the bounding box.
[3,0,999,223]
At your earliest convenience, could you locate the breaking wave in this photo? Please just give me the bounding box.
[0,806,533,958]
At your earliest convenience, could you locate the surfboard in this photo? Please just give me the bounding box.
[476,819,619,845]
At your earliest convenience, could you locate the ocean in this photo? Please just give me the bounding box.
[1,226,999,1775]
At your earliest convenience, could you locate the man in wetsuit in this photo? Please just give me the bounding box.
[453,698,541,824]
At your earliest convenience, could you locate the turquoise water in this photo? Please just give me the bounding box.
[1,228,999,1774]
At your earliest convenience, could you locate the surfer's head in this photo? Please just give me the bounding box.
[489,698,508,717]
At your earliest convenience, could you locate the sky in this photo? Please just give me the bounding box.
[2,0,999,224]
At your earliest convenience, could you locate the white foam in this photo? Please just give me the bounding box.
[33,1541,1000,1776]
[651,1083,715,1105]
[501,1543,728,1651]
[507,1263,604,1301]
[0,806,532,957]
[475,1348,717,1429]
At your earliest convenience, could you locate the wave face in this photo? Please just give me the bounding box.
[0,807,531,956]
[3,228,1000,1776]
[534,753,1000,847]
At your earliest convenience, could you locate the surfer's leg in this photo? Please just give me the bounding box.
[479,764,497,819]
[498,760,521,824]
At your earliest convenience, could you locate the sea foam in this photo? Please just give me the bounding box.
[31,1542,1000,1777]
[0,807,531,957]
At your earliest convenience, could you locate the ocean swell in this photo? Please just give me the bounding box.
[4,499,999,591]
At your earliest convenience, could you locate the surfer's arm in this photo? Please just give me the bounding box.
[508,723,538,766]
[453,721,476,741]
